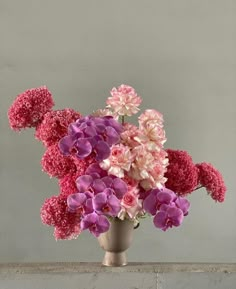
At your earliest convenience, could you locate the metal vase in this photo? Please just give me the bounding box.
[98,218,134,267]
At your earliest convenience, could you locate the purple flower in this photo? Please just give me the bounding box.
[59,115,123,161]
[67,192,93,215]
[93,192,121,217]
[175,197,190,216]
[153,204,184,231]
[80,213,110,237]
[143,187,176,216]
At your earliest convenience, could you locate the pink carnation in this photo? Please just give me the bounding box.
[196,162,226,202]
[40,195,81,240]
[8,86,54,131]
[139,109,164,128]
[106,84,142,116]
[100,144,133,178]
[164,149,199,196]
[35,109,81,147]
[121,123,140,147]
[41,144,76,178]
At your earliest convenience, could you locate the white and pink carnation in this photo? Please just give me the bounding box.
[99,144,133,178]
[139,109,164,128]
[121,123,140,147]
[106,84,142,116]
[92,108,118,120]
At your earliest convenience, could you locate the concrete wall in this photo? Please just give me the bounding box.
[0,0,235,263]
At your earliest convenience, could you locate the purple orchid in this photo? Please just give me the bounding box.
[153,204,184,231]
[93,192,121,217]
[175,197,190,216]
[67,192,93,215]
[80,212,110,237]
[59,115,123,161]
[143,187,176,216]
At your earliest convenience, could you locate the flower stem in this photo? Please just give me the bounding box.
[193,185,203,191]
[121,116,125,125]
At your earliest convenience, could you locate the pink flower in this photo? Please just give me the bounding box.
[54,225,81,240]
[59,172,82,197]
[121,123,140,147]
[35,109,81,147]
[8,86,54,130]
[106,84,142,116]
[196,162,226,202]
[40,195,81,240]
[41,144,76,178]
[92,109,118,120]
[119,187,143,220]
[138,109,166,145]
[100,144,133,178]
[139,109,163,127]
[164,149,199,196]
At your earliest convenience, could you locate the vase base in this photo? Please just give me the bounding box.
[102,251,127,267]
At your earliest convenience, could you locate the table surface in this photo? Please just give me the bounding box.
[0,263,236,274]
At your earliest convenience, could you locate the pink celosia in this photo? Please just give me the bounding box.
[40,195,80,227]
[100,144,133,178]
[41,144,76,178]
[59,173,81,197]
[8,86,54,130]
[106,84,142,116]
[196,162,226,202]
[40,195,81,240]
[164,149,199,196]
[35,109,81,147]
[54,224,81,240]
[73,156,95,175]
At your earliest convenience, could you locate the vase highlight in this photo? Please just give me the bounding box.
[98,218,134,266]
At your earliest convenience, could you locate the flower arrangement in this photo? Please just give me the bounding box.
[8,85,226,240]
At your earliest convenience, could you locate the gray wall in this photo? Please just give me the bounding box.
[0,0,235,262]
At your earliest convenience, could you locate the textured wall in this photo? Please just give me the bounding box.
[0,0,235,262]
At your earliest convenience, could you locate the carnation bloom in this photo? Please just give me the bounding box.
[41,144,76,178]
[164,149,199,196]
[35,109,81,147]
[106,84,142,116]
[92,109,118,120]
[40,195,81,240]
[139,109,164,129]
[100,144,133,178]
[8,86,54,130]
[196,162,226,202]
[121,123,140,147]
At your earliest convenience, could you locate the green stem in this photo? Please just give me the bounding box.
[121,116,125,125]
